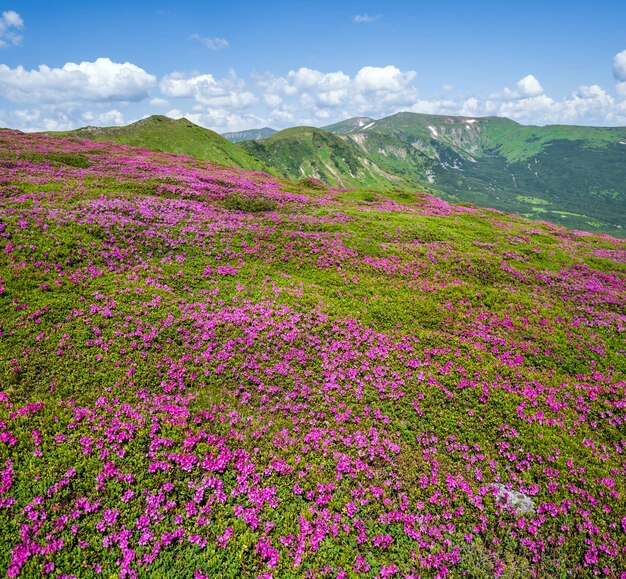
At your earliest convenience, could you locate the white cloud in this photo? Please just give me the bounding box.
[160,70,257,109]
[264,93,281,107]
[289,68,350,91]
[613,50,626,81]
[2,105,129,132]
[269,109,295,124]
[353,14,380,23]
[407,98,457,115]
[495,94,557,123]
[165,108,184,119]
[459,80,623,126]
[38,113,73,132]
[158,71,262,131]
[561,85,616,123]
[0,10,23,48]
[190,34,229,51]
[459,97,480,117]
[3,53,626,133]
[613,50,626,97]
[1,10,22,27]
[498,74,544,99]
[516,74,544,97]
[14,108,40,122]
[182,110,267,132]
[355,65,416,93]
[81,109,125,126]
[257,65,419,120]
[0,58,156,103]
[287,68,350,107]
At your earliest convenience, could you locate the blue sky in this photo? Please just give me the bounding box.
[1,0,626,131]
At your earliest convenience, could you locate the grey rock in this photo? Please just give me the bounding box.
[488,483,536,515]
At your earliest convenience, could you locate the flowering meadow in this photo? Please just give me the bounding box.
[0,129,625,578]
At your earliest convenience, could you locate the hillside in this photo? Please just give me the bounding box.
[43,113,626,236]
[321,112,626,236]
[222,127,277,143]
[1,129,625,577]
[238,126,408,190]
[46,115,276,174]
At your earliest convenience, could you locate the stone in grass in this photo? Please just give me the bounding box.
[488,483,536,515]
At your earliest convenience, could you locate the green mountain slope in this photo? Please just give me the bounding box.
[2,128,626,578]
[238,126,408,190]
[42,112,626,236]
[222,127,277,143]
[321,112,626,236]
[45,115,275,173]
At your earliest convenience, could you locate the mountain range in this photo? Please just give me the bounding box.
[45,113,626,236]
[222,127,277,143]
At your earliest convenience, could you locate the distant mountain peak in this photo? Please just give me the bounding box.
[352,116,376,126]
[321,116,377,134]
[222,127,277,143]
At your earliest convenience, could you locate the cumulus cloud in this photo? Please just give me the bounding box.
[0,58,156,103]
[613,50,626,81]
[515,74,544,97]
[257,65,418,121]
[13,108,40,123]
[498,74,544,99]
[0,10,23,48]
[456,76,624,126]
[287,68,350,106]
[407,98,457,116]
[81,109,125,126]
[353,14,380,23]
[165,108,184,119]
[613,50,626,97]
[157,70,262,130]
[170,109,267,132]
[189,34,229,50]
[2,106,126,132]
[355,65,416,93]
[160,70,257,108]
[192,111,255,129]
[3,54,626,132]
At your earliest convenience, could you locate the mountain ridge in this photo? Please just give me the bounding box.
[222,127,277,143]
[41,112,626,236]
[43,115,277,174]
[252,111,626,235]
[238,126,407,190]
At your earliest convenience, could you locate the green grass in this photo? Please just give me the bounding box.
[239,126,409,190]
[45,115,276,174]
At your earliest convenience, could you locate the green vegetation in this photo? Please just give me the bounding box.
[318,112,626,236]
[0,129,625,577]
[45,115,276,174]
[239,126,408,190]
[42,112,626,236]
